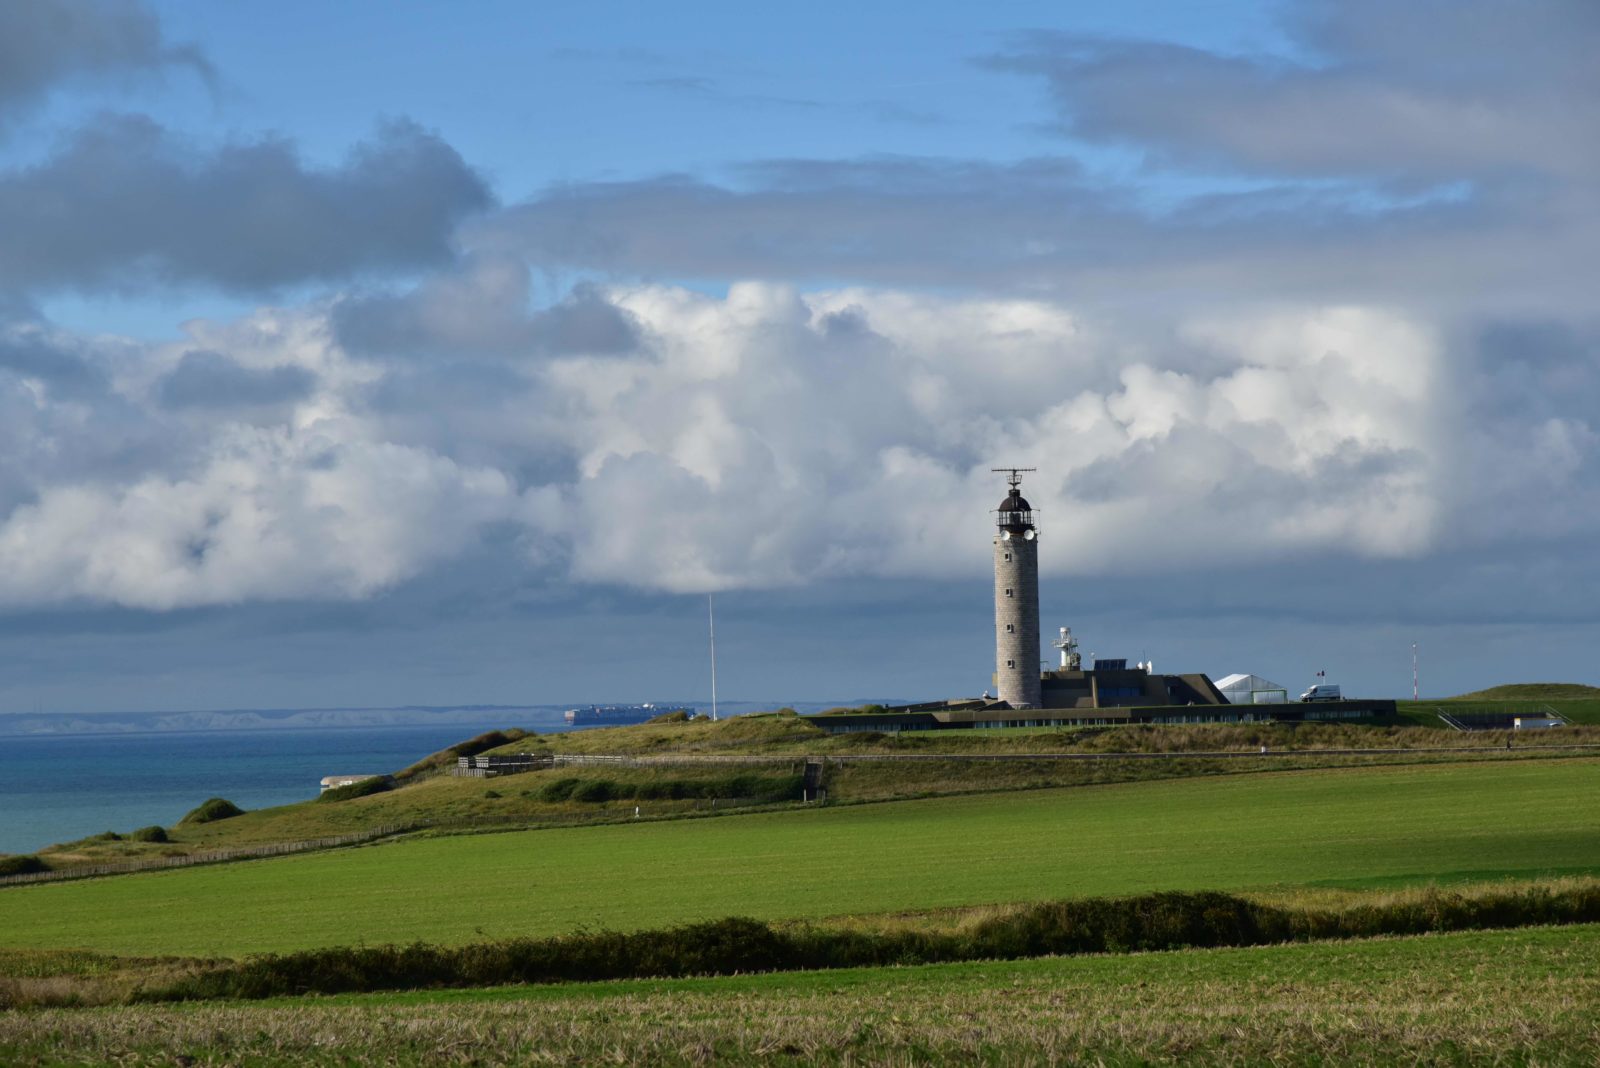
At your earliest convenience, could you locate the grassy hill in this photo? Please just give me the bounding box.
[4,758,1596,958]
[24,713,1600,870]
[1452,683,1600,700]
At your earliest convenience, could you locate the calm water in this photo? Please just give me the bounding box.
[0,723,560,855]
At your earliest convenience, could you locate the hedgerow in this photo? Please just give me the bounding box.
[143,883,1600,1002]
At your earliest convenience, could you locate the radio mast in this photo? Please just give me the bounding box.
[709,594,719,722]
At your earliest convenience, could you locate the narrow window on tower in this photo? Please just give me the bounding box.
[1005,588,1014,598]
[1004,552,1011,561]
[1005,623,1015,633]
[1007,659,1015,669]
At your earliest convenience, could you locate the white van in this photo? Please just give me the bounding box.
[1299,684,1341,702]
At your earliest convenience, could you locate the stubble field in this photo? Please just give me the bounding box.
[3,923,1596,1065]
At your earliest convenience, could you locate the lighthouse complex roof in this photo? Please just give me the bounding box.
[1215,673,1285,692]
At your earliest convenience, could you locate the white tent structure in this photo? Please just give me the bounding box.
[1215,673,1289,705]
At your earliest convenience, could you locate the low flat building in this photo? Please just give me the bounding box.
[1036,659,1228,709]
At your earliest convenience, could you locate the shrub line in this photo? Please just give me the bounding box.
[143,883,1600,1003]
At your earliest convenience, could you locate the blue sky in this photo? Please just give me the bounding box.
[42,1,1295,336]
[1,0,1597,714]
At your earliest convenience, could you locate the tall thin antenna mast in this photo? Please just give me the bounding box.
[1412,642,1419,701]
[708,594,719,722]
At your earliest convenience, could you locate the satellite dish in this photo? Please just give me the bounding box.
[1023,529,1036,541]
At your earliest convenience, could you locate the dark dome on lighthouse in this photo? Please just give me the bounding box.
[998,489,1032,513]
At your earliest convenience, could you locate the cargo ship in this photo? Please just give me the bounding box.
[562,703,693,728]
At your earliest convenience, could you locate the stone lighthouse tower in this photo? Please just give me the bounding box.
[992,467,1041,709]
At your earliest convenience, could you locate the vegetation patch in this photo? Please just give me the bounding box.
[1454,682,1600,700]
[486,709,1600,758]
[314,777,393,804]
[551,773,805,805]
[179,798,244,825]
[138,881,1600,1002]
[129,826,168,843]
[0,856,48,878]
[392,729,531,782]
[536,776,581,802]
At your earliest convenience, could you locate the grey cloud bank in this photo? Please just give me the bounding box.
[0,116,490,294]
[0,0,207,125]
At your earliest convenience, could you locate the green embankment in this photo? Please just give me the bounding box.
[1455,683,1600,700]
[1393,697,1600,727]
[3,758,1596,958]
[4,925,1597,1065]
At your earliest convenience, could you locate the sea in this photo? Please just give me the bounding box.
[0,722,552,856]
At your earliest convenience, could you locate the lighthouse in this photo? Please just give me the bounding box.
[992,467,1041,709]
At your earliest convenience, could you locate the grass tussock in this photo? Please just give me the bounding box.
[0,855,48,877]
[533,773,804,805]
[137,879,1600,1002]
[0,949,220,1010]
[179,798,244,825]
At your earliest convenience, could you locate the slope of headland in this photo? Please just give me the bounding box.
[5,757,1598,958]
[13,703,1600,874]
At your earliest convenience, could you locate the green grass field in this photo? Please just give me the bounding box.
[4,758,1597,958]
[4,924,1597,1065]
[1394,696,1600,726]
[29,714,1600,871]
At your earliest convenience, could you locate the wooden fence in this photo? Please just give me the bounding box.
[0,823,414,888]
